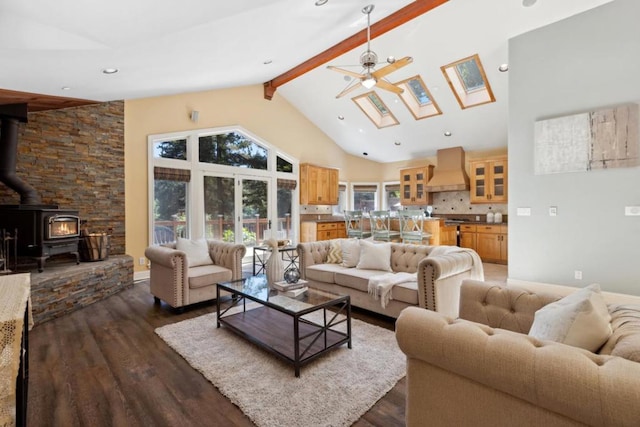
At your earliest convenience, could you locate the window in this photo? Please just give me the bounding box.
[395,75,442,120]
[383,182,401,212]
[332,183,348,216]
[441,54,495,109]
[199,131,268,169]
[152,167,190,244]
[351,183,379,212]
[352,91,399,128]
[149,126,299,246]
[153,138,187,160]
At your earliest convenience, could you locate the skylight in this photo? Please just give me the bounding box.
[395,75,442,120]
[352,91,399,129]
[441,54,495,109]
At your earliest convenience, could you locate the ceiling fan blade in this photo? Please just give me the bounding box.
[372,56,414,79]
[336,81,364,99]
[376,79,403,94]
[327,65,366,79]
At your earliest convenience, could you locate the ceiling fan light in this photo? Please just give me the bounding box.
[362,74,377,89]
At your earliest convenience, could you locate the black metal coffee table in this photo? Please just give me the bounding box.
[216,275,351,377]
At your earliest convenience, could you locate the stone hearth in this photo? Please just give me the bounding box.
[29,255,133,325]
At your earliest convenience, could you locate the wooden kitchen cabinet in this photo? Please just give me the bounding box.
[300,163,339,205]
[459,224,477,251]
[470,157,508,204]
[400,165,434,206]
[475,224,508,264]
[439,224,458,246]
[300,221,346,242]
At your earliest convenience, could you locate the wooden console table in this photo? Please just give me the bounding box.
[0,273,31,426]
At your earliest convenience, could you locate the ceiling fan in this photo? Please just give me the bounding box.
[327,4,413,99]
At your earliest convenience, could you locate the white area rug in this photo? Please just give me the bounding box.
[155,307,406,427]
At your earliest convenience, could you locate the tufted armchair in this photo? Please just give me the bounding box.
[396,279,640,426]
[144,239,246,310]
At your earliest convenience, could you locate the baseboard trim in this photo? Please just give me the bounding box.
[134,270,150,282]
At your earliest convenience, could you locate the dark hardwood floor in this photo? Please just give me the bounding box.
[27,279,405,427]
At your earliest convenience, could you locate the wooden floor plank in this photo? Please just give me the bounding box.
[27,279,403,426]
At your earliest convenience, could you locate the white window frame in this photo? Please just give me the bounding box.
[382,181,401,213]
[350,182,380,213]
[148,125,299,246]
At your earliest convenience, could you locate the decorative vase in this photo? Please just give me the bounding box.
[284,267,300,284]
[264,238,284,286]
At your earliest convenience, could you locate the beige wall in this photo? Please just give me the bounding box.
[124,84,378,271]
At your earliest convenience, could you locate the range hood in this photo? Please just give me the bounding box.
[425,146,470,192]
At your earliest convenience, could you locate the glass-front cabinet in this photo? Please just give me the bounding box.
[400,165,434,206]
[469,157,508,204]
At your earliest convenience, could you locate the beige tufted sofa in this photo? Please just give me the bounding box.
[396,279,640,426]
[145,240,246,310]
[297,240,481,318]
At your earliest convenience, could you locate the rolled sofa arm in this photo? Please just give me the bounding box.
[417,251,476,318]
[296,241,332,280]
[396,307,640,426]
[144,244,188,307]
[208,240,246,280]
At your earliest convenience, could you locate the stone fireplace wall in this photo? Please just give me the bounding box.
[0,101,125,254]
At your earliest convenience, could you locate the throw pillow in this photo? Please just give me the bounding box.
[528,283,612,352]
[340,239,361,268]
[326,239,343,264]
[176,237,213,267]
[356,240,392,272]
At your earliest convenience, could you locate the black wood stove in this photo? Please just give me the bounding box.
[0,103,80,271]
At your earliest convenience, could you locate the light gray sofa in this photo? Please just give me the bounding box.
[296,240,482,318]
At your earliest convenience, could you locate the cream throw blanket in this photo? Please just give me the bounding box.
[367,246,484,309]
[368,272,417,309]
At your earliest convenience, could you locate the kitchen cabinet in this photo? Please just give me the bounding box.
[475,224,508,264]
[459,224,477,251]
[469,157,508,204]
[439,224,458,246]
[400,165,434,206]
[300,221,346,242]
[300,164,339,205]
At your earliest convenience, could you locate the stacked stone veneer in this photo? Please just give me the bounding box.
[0,101,132,321]
[0,100,125,254]
[30,255,133,325]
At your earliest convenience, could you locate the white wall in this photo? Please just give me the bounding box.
[508,0,640,294]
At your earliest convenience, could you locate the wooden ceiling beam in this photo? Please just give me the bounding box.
[263,0,448,100]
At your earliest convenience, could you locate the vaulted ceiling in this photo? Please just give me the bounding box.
[0,0,612,162]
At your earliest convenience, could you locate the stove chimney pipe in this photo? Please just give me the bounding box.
[0,103,42,205]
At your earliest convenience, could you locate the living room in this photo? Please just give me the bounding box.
[1,0,640,426]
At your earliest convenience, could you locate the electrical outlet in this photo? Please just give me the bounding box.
[139,257,146,266]
[549,206,557,216]
[574,270,582,280]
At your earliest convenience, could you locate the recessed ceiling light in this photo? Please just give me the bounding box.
[337,115,344,120]
[363,152,368,156]
[386,56,396,64]
[444,131,452,137]
[498,64,509,72]
[102,68,119,74]
[315,0,328,5]
[61,86,71,91]
[394,141,401,146]
[522,0,537,7]
[263,60,272,65]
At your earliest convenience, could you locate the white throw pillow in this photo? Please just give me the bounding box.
[528,283,612,352]
[356,240,392,272]
[340,239,361,268]
[176,237,213,267]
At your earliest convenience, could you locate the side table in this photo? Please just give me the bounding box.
[253,245,299,276]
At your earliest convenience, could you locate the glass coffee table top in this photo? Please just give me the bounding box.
[218,274,345,314]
